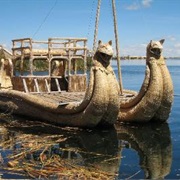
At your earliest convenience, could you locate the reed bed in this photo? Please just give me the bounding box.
[0,119,118,179]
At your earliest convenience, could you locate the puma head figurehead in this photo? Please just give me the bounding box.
[147,39,165,60]
[94,40,113,67]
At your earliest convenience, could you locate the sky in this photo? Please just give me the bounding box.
[0,0,180,57]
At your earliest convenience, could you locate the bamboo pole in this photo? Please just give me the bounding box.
[112,0,123,95]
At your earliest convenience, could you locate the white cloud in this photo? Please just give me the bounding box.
[161,41,180,57]
[121,44,147,56]
[140,43,147,47]
[167,36,176,41]
[125,3,140,10]
[121,40,180,57]
[125,0,153,10]
[142,0,153,8]
[164,47,180,57]
[162,36,180,57]
[174,43,180,48]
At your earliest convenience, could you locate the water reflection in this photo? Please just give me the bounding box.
[0,117,172,179]
[116,122,172,179]
[0,118,120,179]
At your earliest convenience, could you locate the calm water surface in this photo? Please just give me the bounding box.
[114,59,180,179]
[0,59,180,179]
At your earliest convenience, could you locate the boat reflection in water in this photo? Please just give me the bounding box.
[116,122,172,179]
[0,117,172,179]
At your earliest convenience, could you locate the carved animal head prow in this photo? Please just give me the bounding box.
[94,40,113,67]
[147,39,165,59]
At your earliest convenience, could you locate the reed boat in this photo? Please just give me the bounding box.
[118,39,174,123]
[0,38,174,126]
[0,38,120,127]
[0,0,174,126]
[91,0,174,123]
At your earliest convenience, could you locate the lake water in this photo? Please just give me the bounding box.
[113,59,180,179]
[0,59,180,179]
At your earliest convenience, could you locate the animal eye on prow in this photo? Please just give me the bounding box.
[150,48,162,57]
[100,52,112,59]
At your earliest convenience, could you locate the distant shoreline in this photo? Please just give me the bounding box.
[112,57,180,60]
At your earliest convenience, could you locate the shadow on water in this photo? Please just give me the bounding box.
[0,115,172,179]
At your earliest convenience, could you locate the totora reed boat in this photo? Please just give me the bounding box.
[0,0,174,127]
[0,38,120,127]
[0,38,174,126]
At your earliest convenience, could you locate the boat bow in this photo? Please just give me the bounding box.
[118,39,174,122]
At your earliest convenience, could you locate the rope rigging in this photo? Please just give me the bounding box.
[87,0,96,40]
[93,0,102,54]
[31,0,123,94]
[112,0,123,94]
[32,0,58,38]
[93,0,123,94]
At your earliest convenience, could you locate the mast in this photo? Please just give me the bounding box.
[93,0,101,54]
[112,0,123,94]
[93,0,123,94]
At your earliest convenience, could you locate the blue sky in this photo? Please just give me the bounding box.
[0,0,180,57]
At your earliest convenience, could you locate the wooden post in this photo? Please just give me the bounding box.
[93,0,101,54]
[29,38,33,75]
[84,39,87,74]
[20,40,24,75]
[112,0,123,95]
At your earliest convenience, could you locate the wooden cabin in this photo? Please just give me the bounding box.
[11,37,88,93]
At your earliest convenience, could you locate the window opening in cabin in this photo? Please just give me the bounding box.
[70,58,85,75]
[33,59,49,76]
[14,59,31,76]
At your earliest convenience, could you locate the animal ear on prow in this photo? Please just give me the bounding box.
[108,40,112,46]
[159,39,165,45]
[150,40,153,46]
[98,40,102,46]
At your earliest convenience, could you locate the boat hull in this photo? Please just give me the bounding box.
[0,63,120,128]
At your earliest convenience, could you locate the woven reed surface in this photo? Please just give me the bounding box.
[33,92,85,104]
[33,91,135,104]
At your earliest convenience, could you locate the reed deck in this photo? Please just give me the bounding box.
[33,92,85,105]
[33,91,135,105]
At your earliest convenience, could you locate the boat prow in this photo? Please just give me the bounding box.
[118,39,174,123]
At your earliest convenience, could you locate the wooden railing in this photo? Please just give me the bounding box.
[11,37,88,93]
[12,37,87,59]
